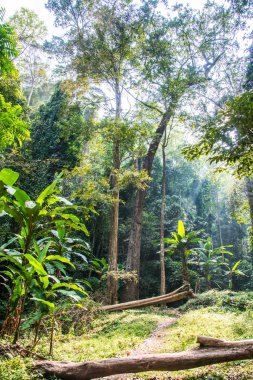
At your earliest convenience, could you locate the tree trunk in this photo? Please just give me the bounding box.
[35,337,253,380]
[107,83,121,304]
[123,105,177,301]
[101,285,192,311]
[215,190,223,248]
[182,248,189,285]
[245,176,253,231]
[160,143,166,295]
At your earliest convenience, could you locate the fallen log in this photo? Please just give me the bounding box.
[197,336,253,347]
[34,337,253,380]
[101,285,192,312]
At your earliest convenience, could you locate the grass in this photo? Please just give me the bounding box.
[40,309,167,361]
[0,308,169,379]
[1,293,253,379]
[136,308,253,379]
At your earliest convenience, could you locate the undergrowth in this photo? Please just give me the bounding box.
[179,290,253,312]
[1,292,253,380]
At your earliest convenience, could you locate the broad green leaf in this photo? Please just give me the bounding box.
[0,270,14,280]
[232,261,241,271]
[32,297,55,310]
[55,220,89,236]
[36,174,62,206]
[21,310,44,331]
[51,282,88,295]
[0,236,18,250]
[0,168,19,186]
[13,188,30,207]
[10,276,24,311]
[37,241,51,263]
[24,254,49,289]
[45,255,75,269]
[178,220,185,238]
[55,196,73,206]
[0,253,30,280]
[72,252,88,262]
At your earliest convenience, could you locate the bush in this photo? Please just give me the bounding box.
[180,290,253,312]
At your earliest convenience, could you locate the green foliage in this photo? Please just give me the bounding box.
[183,90,253,177]
[189,237,234,290]
[0,168,91,344]
[0,8,18,74]
[180,290,253,312]
[0,94,29,153]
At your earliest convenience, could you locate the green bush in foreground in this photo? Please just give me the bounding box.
[179,290,253,312]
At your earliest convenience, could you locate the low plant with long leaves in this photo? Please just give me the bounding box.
[221,260,246,290]
[0,168,91,347]
[189,237,234,290]
[164,220,202,284]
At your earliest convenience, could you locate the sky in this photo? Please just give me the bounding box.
[1,0,59,36]
[1,0,225,38]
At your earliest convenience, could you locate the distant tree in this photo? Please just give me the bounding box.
[10,8,49,107]
[124,1,239,300]
[46,0,147,304]
[24,82,88,196]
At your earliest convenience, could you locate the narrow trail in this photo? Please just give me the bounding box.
[100,315,179,380]
[129,317,177,356]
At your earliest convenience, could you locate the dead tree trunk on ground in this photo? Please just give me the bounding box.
[101,288,192,312]
[35,337,253,380]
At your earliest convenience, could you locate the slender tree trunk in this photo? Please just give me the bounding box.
[245,177,253,230]
[123,105,177,301]
[182,248,189,285]
[107,83,121,304]
[215,191,223,247]
[160,143,166,295]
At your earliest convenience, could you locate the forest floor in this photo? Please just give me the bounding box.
[1,290,253,379]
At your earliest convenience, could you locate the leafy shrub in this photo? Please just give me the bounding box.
[180,290,253,312]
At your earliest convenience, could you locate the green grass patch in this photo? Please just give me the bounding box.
[1,298,253,380]
[139,308,253,379]
[50,309,167,361]
[180,290,253,312]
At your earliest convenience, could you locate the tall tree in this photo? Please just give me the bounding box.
[46,0,143,304]
[123,2,238,300]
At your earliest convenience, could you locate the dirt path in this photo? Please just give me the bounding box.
[100,316,178,380]
[129,317,177,356]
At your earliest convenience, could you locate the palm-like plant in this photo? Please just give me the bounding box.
[189,237,233,290]
[164,220,202,284]
[221,260,246,289]
[0,168,90,344]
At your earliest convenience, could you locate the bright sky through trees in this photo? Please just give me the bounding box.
[2,0,226,37]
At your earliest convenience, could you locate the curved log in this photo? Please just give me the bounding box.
[35,337,253,380]
[101,285,192,312]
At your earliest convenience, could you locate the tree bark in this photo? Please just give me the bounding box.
[35,337,253,380]
[107,82,121,305]
[160,142,166,295]
[197,336,253,347]
[245,177,253,231]
[101,286,192,311]
[123,105,177,301]
[182,248,190,285]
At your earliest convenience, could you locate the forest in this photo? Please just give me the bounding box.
[0,0,253,379]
